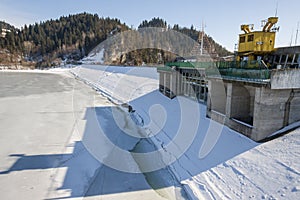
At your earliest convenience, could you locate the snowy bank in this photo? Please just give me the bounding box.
[70,65,158,104]
[71,64,300,200]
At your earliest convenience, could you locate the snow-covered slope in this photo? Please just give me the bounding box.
[71,65,158,104]
[71,65,300,200]
[82,49,105,64]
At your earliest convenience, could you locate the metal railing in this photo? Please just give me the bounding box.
[206,61,271,82]
[161,61,271,82]
[165,61,214,69]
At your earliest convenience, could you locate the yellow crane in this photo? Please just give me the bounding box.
[237,17,279,67]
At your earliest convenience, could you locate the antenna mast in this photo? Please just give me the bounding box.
[295,22,299,46]
[275,1,278,17]
[290,29,294,46]
[200,21,205,55]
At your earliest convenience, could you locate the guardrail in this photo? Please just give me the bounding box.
[213,61,271,81]
[165,61,214,69]
[163,61,271,82]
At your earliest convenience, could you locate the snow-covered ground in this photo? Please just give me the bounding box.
[71,65,300,200]
[71,65,158,104]
[82,48,105,64]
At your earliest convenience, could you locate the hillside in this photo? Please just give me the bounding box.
[104,18,231,66]
[0,13,129,69]
[0,14,231,68]
[0,21,17,34]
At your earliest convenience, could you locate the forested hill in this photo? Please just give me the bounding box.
[0,21,18,32]
[0,13,231,68]
[0,13,129,68]
[138,18,230,58]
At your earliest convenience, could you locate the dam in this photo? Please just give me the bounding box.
[157,16,300,141]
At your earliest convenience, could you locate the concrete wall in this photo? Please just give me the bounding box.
[159,67,300,141]
[158,70,179,99]
[159,73,165,93]
[210,110,226,124]
[226,118,253,138]
[176,71,182,95]
[252,87,290,141]
[245,86,256,120]
[271,69,300,89]
[208,78,300,141]
[209,79,227,115]
[229,83,252,124]
[289,90,300,124]
[208,80,255,139]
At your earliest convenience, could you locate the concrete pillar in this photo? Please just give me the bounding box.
[284,54,289,68]
[170,71,177,97]
[180,73,184,94]
[225,83,232,118]
[183,72,186,95]
[170,72,173,96]
[176,71,181,95]
[206,80,212,118]
[163,73,167,95]
[187,74,191,97]
[204,81,208,102]
[279,54,283,64]
[166,73,171,97]
[187,79,190,97]
[289,89,300,124]
[291,54,296,65]
[252,87,290,141]
[273,55,277,64]
[210,79,227,115]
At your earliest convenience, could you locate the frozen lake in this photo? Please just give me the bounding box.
[0,71,183,200]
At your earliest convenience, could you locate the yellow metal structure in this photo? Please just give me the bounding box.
[238,17,278,62]
[241,24,252,34]
[263,17,279,32]
[238,31,276,53]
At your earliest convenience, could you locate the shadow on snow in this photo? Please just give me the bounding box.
[0,90,258,199]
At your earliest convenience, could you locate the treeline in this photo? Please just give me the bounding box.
[0,13,128,67]
[139,18,230,57]
[0,14,231,68]
[0,21,17,32]
[111,18,231,65]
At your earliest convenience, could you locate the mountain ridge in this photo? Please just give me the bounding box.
[0,13,231,68]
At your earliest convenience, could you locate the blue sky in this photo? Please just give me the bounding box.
[0,0,299,51]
